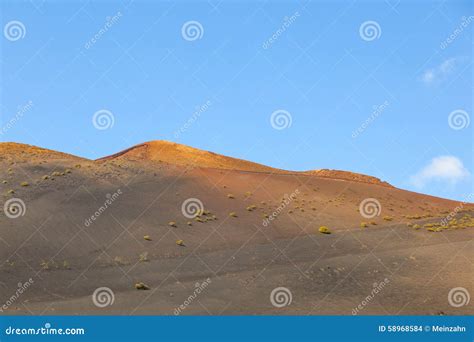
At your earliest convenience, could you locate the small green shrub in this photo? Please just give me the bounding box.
[135,282,150,290]
[319,226,331,234]
[139,252,149,262]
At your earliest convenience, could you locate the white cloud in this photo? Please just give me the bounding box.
[410,156,470,188]
[420,58,462,85]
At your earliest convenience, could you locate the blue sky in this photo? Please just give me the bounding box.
[0,0,472,201]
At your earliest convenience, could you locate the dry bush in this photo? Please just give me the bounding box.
[319,226,331,234]
[135,282,150,290]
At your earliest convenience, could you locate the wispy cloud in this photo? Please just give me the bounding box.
[410,156,470,188]
[420,57,463,85]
